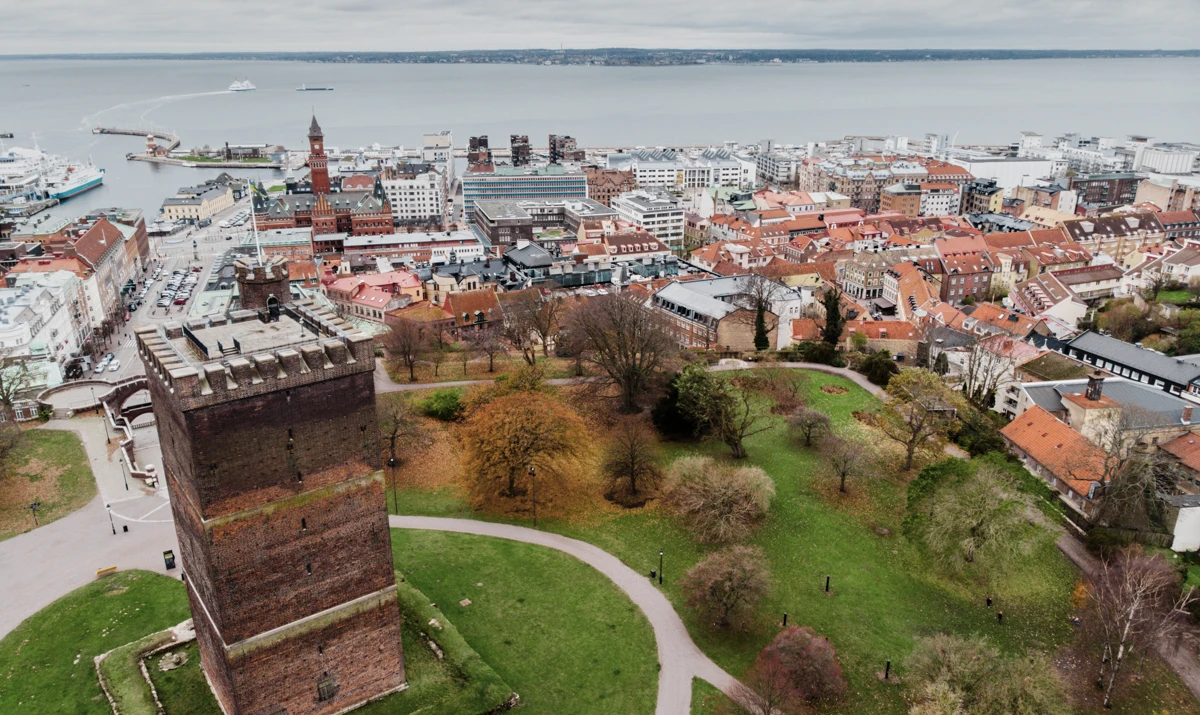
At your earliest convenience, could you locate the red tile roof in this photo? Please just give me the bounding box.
[1000,405,1106,498]
[1162,431,1200,473]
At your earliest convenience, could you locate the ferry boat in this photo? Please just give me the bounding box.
[229,79,256,92]
[44,163,105,200]
[296,84,333,91]
[0,147,104,203]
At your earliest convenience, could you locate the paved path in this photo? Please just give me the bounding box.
[1056,533,1200,703]
[374,358,884,396]
[0,420,178,639]
[390,515,743,715]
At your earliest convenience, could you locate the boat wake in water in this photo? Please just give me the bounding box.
[79,90,231,129]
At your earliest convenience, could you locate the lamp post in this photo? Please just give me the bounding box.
[118,453,129,491]
[529,465,537,528]
[106,503,116,535]
[658,548,664,585]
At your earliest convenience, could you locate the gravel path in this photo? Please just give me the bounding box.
[390,515,743,715]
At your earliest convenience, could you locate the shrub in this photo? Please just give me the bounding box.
[795,341,843,367]
[680,545,770,629]
[651,370,705,440]
[907,634,1068,715]
[419,388,464,421]
[664,455,774,543]
[857,349,900,387]
[757,626,847,704]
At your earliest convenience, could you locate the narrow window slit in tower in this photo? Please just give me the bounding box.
[306,562,312,575]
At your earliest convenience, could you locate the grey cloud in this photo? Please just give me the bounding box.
[0,0,1196,53]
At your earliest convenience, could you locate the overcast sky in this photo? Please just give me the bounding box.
[2,0,1197,54]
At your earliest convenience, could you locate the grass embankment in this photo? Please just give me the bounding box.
[0,428,97,540]
[147,572,513,715]
[2,567,512,715]
[390,369,1196,714]
[385,353,582,385]
[0,570,190,713]
[1157,290,1194,305]
[393,529,659,715]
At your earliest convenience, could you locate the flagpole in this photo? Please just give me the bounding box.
[250,184,264,266]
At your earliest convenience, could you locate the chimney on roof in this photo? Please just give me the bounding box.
[1184,406,1194,423]
[1085,370,1105,402]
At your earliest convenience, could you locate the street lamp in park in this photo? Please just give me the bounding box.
[106,503,116,535]
[529,465,538,528]
[659,548,664,585]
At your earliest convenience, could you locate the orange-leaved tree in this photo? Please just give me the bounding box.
[459,391,591,516]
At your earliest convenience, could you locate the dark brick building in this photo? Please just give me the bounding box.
[1068,172,1141,208]
[135,257,405,715]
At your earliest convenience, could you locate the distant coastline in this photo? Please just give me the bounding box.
[1,49,1199,66]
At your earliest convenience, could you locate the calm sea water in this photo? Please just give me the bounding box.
[2,58,1199,221]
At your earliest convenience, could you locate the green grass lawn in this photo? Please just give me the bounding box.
[1157,290,1194,305]
[392,529,659,715]
[384,353,583,385]
[388,370,1096,713]
[0,570,190,713]
[691,678,733,714]
[1,429,97,540]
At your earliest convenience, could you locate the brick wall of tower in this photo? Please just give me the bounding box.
[182,370,379,517]
[187,579,238,714]
[202,477,394,643]
[228,596,405,715]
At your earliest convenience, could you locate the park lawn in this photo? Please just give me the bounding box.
[391,529,659,715]
[384,353,582,385]
[0,570,191,714]
[691,678,734,714]
[176,155,223,163]
[390,370,1084,713]
[0,428,97,540]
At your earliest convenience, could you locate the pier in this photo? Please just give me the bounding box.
[92,127,181,152]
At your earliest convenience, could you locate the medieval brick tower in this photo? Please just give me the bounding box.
[135,264,405,715]
[308,115,331,196]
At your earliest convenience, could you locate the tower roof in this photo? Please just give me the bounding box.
[309,114,323,137]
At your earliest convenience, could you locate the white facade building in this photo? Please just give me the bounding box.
[919,185,960,216]
[422,131,455,183]
[380,164,447,225]
[0,270,89,365]
[611,190,686,250]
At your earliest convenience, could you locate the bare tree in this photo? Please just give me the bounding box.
[383,319,423,382]
[819,434,869,493]
[602,416,663,502]
[680,545,771,629]
[501,290,542,365]
[529,292,567,357]
[1084,406,1175,531]
[788,406,831,447]
[1091,547,1196,708]
[676,367,775,459]
[0,348,34,423]
[457,341,473,376]
[731,655,801,715]
[465,325,506,373]
[571,292,676,414]
[959,337,1016,409]
[426,343,447,378]
[664,455,775,543]
[377,395,430,467]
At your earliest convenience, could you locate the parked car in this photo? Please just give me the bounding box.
[108,360,121,372]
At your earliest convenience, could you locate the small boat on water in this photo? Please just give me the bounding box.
[296,84,333,91]
[229,79,256,92]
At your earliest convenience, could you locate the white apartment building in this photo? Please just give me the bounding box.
[919,185,960,216]
[422,131,455,183]
[611,190,686,250]
[1137,147,1198,175]
[607,148,752,190]
[379,164,447,225]
[756,152,801,186]
[0,270,89,364]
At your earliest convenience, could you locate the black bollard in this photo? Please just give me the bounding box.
[825,575,830,592]
[783,612,788,627]
[885,659,891,680]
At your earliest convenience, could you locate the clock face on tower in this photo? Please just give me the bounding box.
[315,143,321,152]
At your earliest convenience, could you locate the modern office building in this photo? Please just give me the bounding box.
[462,165,587,221]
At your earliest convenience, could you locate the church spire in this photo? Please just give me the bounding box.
[309,114,323,138]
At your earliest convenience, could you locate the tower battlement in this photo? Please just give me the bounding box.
[134,301,374,411]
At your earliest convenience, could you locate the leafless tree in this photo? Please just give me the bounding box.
[457,341,473,376]
[875,369,965,470]
[1091,547,1196,708]
[788,407,831,447]
[377,395,430,467]
[959,337,1016,409]
[731,656,802,715]
[1083,407,1175,530]
[0,348,34,423]
[570,291,676,413]
[680,545,771,629]
[602,416,664,500]
[383,319,423,382]
[529,292,567,357]
[501,290,542,365]
[465,325,506,373]
[819,434,870,493]
[426,342,448,378]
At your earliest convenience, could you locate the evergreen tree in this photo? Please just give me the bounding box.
[821,288,844,346]
[754,306,770,351]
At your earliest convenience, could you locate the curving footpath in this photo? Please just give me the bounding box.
[390,515,741,715]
